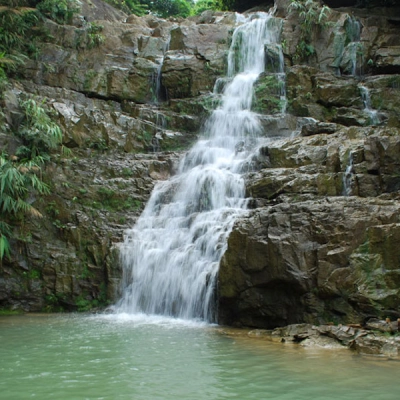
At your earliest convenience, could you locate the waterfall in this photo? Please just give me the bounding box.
[360,85,380,126]
[342,151,353,196]
[333,15,363,77]
[116,13,283,322]
[345,16,363,77]
[151,38,170,104]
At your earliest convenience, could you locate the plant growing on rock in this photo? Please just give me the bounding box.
[16,98,62,160]
[0,153,50,259]
[0,1,40,77]
[36,0,80,25]
[103,0,148,16]
[192,0,223,15]
[0,97,63,259]
[86,22,105,49]
[289,0,331,61]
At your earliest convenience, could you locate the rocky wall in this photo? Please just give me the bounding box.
[0,1,236,312]
[217,0,400,328]
[1,0,400,325]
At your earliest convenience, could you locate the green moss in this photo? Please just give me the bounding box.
[82,189,142,212]
[22,269,41,280]
[171,95,217,116]
[0,309,24,316]
[75,285,109,312]
[83,70,97,91]
[136,129,153,144]
[161,135,196,152]
[358,240,370,255]
[43,294,66,313]
[253,74,285,114]
[121,168,133,177]
[387,76,400,89]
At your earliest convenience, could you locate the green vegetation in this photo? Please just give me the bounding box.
[143,0,191,18]
[103,0,148,15]
[288,0,331,61]
[218,0,262,12]
[36,0,80,24]
[104,0,224,17]
[86,22,105,49]
[0,2,40,79]
[0,0,225,85]
[253,74,285,114]
[94,187,142,212]
[0,153,49,259]
[17,98,62,160]
[192,0,222,15]
[0,308,23,315]
[0,97,63,259]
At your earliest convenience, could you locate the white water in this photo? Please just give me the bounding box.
[360,85,380,125]
[116,13,283,321]
[345,16,363,77]
[342,151,353,196]
[151,37,170,104]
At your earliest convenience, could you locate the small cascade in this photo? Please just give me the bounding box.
[151,111,167,152]
[360,85,380,125]
[150,63,164,103]
[135,106,168,152]
[342,151,354,196]
[150,39,170,104]
[116,13,284,322]
[341,16,363,77]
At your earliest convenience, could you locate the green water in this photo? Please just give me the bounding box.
[1,314,399,400]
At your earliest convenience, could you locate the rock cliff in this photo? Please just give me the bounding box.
[0,0,234,311]
[218,0,400,328]
[1,0,400,327]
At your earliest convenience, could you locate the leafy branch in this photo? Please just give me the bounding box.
[0,97,63,260]
[289,0,331,61]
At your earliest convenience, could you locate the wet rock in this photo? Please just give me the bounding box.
[2,2,400,322]
[375,46,400,74]
[365,318,399,333]
[243,322,400,358]
[163,23,231,98]
[301,121,338,136]
[218,197,400,329]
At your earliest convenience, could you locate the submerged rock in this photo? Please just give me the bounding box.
[244,322,400,358]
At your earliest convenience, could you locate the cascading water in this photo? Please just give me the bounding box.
[342,151,354,196]
[333,15,363,77]
[360,85,380,126]
[346,16,362,77]
[116,13,283,321]
[151,36,170,104]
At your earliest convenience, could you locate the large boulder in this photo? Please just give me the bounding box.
[162,23,231,98]
[218,197,400,328]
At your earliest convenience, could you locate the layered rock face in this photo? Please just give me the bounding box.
[1,0,400,325]
[0,1,234,311]
[218,0,400,328]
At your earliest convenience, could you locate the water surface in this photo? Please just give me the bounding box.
[1,314,399,400]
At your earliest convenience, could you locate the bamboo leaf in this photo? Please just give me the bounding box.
[0,234,11,260]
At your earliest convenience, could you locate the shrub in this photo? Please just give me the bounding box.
[36,0,80,24]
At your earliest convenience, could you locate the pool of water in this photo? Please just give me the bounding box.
[1,314,399,400]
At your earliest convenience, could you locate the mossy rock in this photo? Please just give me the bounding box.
[253,74,285,114]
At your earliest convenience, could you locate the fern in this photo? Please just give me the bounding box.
[0,96,63,259]
[18,98,62,159]
[0,221,11,260]
[289,0,331,61]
